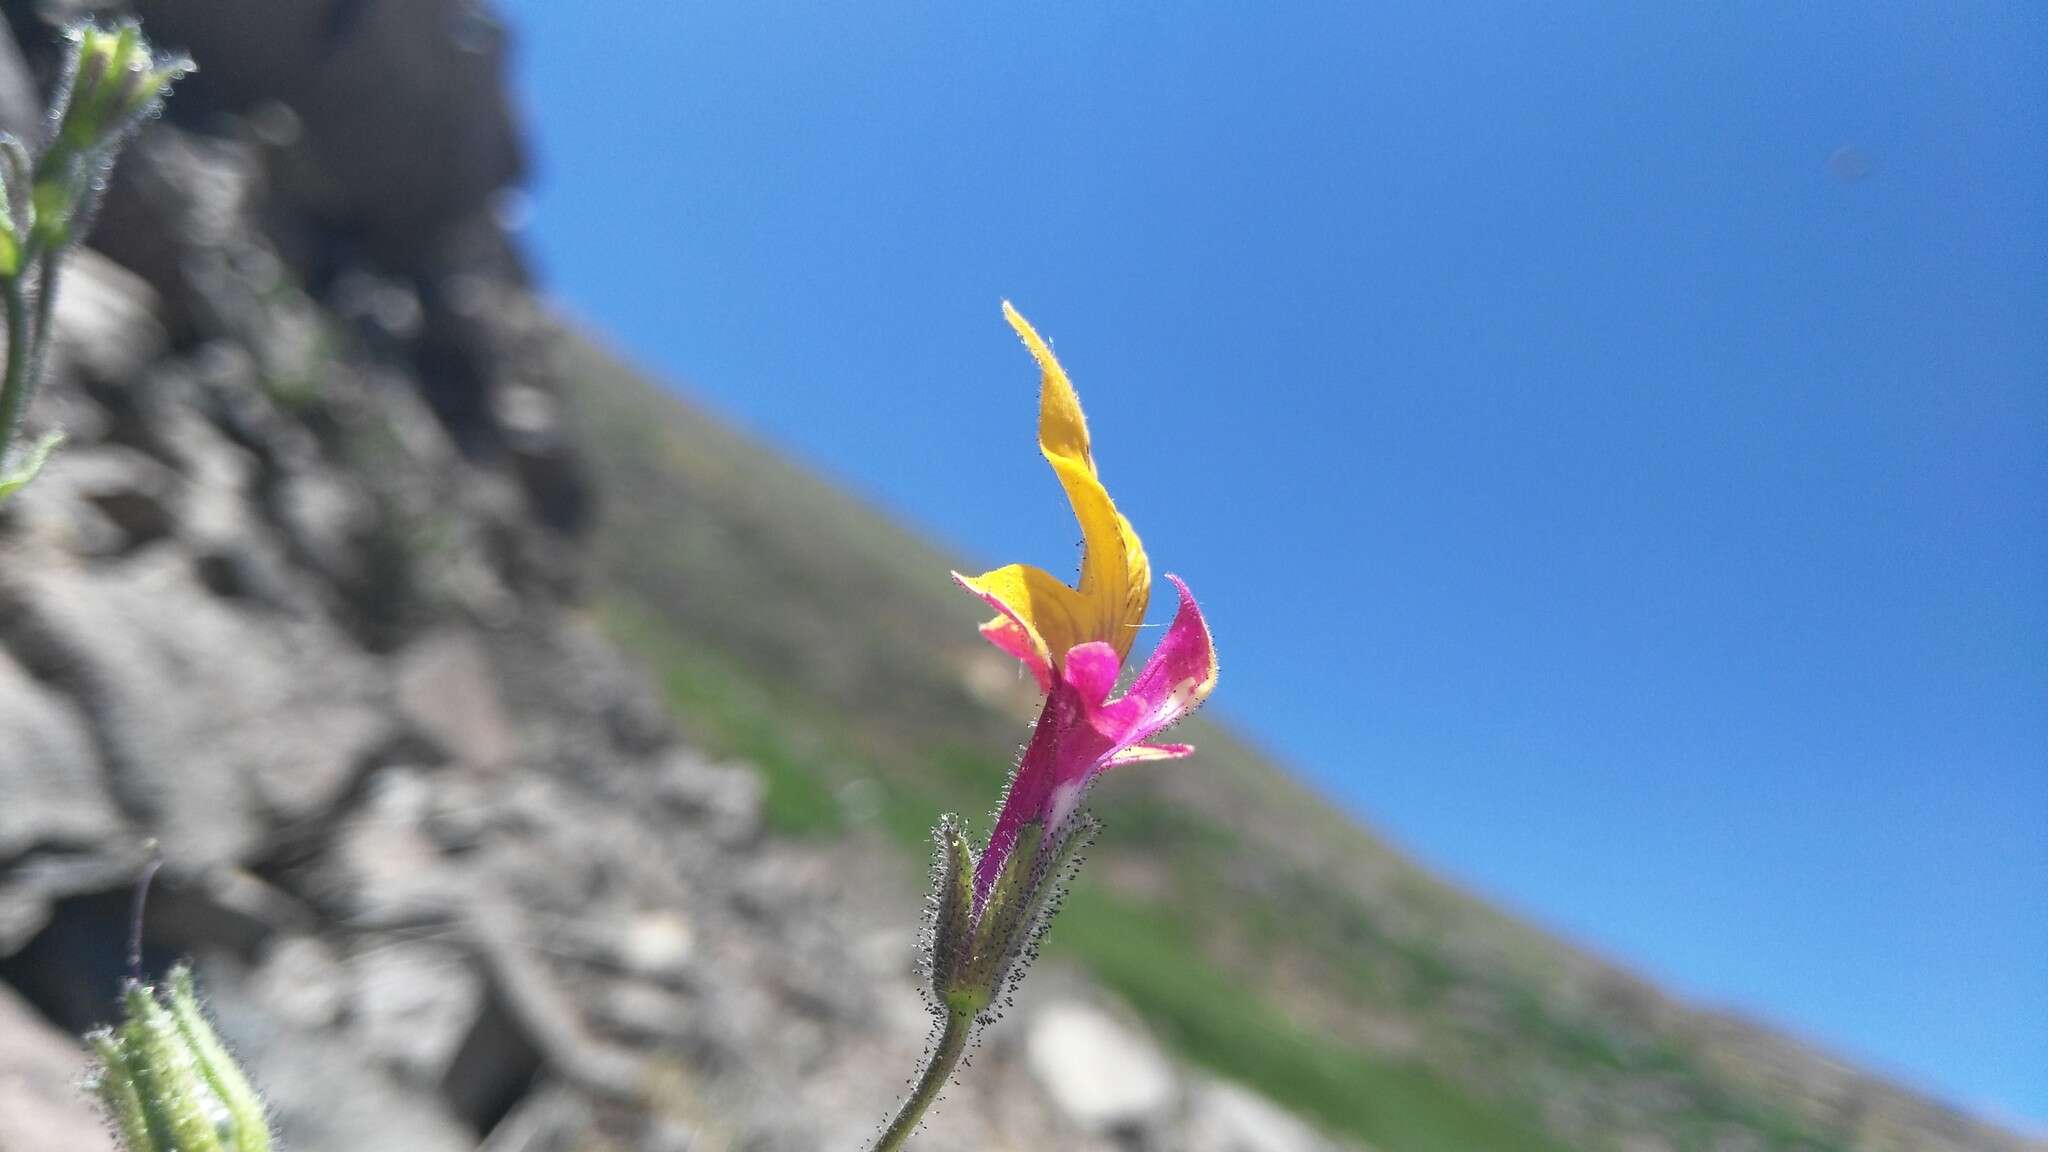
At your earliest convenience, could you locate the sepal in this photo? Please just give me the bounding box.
[923,815,980,1016]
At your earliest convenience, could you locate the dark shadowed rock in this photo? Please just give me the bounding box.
[130,0,524,275]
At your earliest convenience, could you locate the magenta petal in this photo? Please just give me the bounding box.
[1062,641,1122,704]
[1087,575,1217,749]
[974,686,1089,904]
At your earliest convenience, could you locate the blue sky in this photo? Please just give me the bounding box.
[493,1,2046,1127]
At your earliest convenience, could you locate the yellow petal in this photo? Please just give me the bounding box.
[956,562,1098,679]
[1002,302,1152,661]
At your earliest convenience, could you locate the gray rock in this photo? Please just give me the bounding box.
[1,472,129,557]
[202,963,478,1152]
[0,17,37,140]
[396,629,515,769]
[1026,1001,1179,1134]
[352,938,486,1084]
[37,446,181,553]
[659,752,766,847]
[593,978,693,1047]
[317,767,457,921]
[0,645,120,860]
[86,119,273,345]
[250,934,351,1029]
[478,1082,593,1152]
[0,549,392,865]
[275,467,377,589]
[50,250,170,391]
[0,981,116,1152]
[1187,1079,1337,1152]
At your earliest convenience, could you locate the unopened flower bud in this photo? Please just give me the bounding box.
[56,23,187,157]
[88,965,272,1152]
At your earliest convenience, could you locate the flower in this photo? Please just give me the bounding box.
[969,574,1216,906]
[928,304,1218,1018]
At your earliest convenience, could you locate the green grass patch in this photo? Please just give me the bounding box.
[1050,883,1575,1152]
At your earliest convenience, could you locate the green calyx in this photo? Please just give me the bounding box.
[954,822,1041,1010]
[90,966,271,1152]
[926,816,981,1014]
[927,815,1097,1026]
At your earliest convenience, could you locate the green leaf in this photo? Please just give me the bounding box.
[0,429,61,501]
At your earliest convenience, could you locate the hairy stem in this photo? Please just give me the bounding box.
[869,1008,974,1152]
[26,251,60,378]
[0,274,31,468]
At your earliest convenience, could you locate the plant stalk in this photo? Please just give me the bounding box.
[0,275,31,469]
[869,1008,974,1152]
[24,251,62,406]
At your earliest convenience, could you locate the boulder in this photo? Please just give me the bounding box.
[130,0,525,274]
[1026,1001,1179,1134]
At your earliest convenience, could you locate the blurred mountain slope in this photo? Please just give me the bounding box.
[557,326,2039,1152]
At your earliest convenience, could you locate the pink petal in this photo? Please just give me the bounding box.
[1061,641,1122,705]
[955,571,1056,692]
[1087,575,1217,749]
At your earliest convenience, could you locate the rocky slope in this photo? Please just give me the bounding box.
[0,4,2031,1152]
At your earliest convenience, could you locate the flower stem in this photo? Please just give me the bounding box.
[869,1008,974,1152]
[24,251,62,403]
[0,275,31,470]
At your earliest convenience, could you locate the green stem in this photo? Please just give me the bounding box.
[869,1009,974,1152]
[23,251,62,409]
[0,274,30,469]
